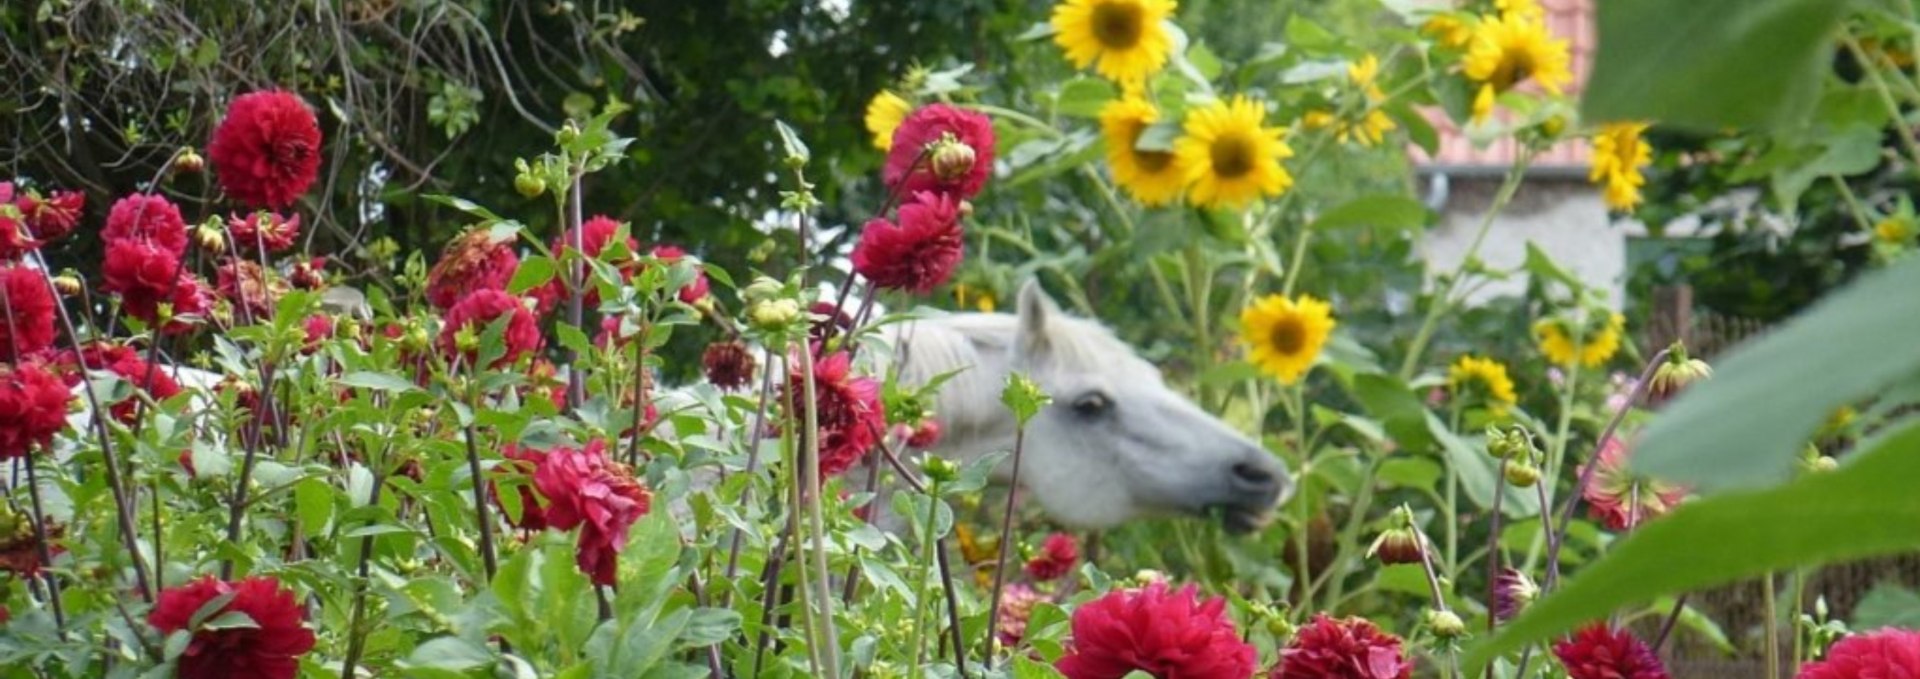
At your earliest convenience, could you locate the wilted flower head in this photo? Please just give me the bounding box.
[884,104,996,200]
[997,583,1045,646]
[226,211,302,254]
[424,229,520,311]
[1272,613,1414,679]
[852,191,965,294]
[207,90,323,210]
[701,341,756,391]
[0,503,61,575]
[1579,437,1688,531]
[1795,628,1920,679]
[147,575,317,679]
[1647,346,1712,406]
[1055,582,1258,679]
[216,258,288,321]
[1551,624,1670,679]
[16,189,84,246]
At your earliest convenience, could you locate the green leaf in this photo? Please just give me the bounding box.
[1310,195,1429,231]
[509,255,558,294]
[1347,373,1434,452]
[1002,372,1052,427]
[197,611,258,631]
[293,478,333,536]
[403,636,494,671]
[1283,14,1339,54]
[678,608,741,647]
[773,120,810,164]
[337,371,419,393]
[1634,256,1920,491]
[1012,655,1069,679]
[1057,78,1116,118]
[1582,0,1852,130]
[1854,582,1920,629]
[422,194,506,223]
[1464,421,1920,673]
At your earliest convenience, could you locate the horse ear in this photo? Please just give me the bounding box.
[1014,279,1058,359]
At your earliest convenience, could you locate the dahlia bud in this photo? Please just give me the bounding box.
[404,325,433,353]
[957,200,975,219]
[929,135,978,182]
[1647,345,1712,405]
[907,419,943,449]
[1504,460,1541,488]
[748,298,803,331]
[742,276,785,304]
[50,272,82,297]
[1491,568,1539,621]
[196,219,227,253]
[1367,527,1427,565]
[1486,425,1538,460]
[173,147,205,174]
[922,455,960,484]
[514,172,547,198]
[1425,609,1467,639]
[556,121,581,146]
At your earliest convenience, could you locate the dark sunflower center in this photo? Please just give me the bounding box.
[1210,133,1256,179]
[1135,149,1175,172]
[1268,316,1307,355]
[1091,1,1145,49]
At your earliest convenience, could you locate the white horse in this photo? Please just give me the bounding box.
[59,281,1290,533]
[885,281,1289,533]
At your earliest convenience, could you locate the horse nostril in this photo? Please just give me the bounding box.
[1231,461,1275,490]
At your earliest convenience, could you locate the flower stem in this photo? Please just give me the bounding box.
[1544,348,1670,591]
[1398,156,1530,381]
[1765,572,1781,679]
[462,384,501,582]
[340,463,389,678]
[23,455,66,638]
[983,425,1027,668]
[908,476,942,678]
[794,343,842,678]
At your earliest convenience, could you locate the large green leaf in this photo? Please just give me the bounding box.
[1633,256,1920,491]
[1464,422,1920,673]
[1582,0,1852,130]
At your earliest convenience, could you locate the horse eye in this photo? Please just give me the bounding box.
[1071,392,1112,418]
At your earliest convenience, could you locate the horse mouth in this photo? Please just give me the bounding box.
[1218,505,1275,534]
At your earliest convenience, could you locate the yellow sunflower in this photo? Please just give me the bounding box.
[1462,10,1571,122]
[1495,0,1546,22]
[1051,0,1178,85]
[1422,14,1475,49]
[1240,293,1336,385]
[1876,216,1916,244]
[1302,108,1396,147]
[1350,53,1387,101]
[1448,355,1518,413]
[1533,313,1625,368]
[1175,96,1294,209]
[1589,122,1652,211]
[1099,98,1187,206]
[864,90,913,151]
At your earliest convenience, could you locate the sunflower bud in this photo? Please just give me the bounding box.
[50,272,82,297]
[1425,609,1467,639]
[929,135,977,181]
[173,147,205,174]
[1367,526,1427,565]
[1504,460,1541,488]
[1648,345,1712,405]
[195,220,227,253]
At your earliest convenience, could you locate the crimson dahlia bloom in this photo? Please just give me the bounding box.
[884,104,996,199]
[103,194,190,256]
[1026,532,1080,581]
[1055,582,1258,679]
[424,230,520,311]
[0,265,57,358]
[437,289,544,369]
[122,273,214,336]
[0,361,73,459]
[787,350,886,478]
[1552,624,1670,679]
[1579,437,1688,531]
[1273,614,1414,679]
[532,440,653,586]
[207,90,323,210]
[851,191,965,294]
[1796,628,1920,679]
[147,575,317,679]
[226,211,302,254]
[102,236,183,316]
[18,189,84,245]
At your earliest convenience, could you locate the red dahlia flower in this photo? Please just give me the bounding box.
[1273,614,1414,679]
[121,273,213,336]
[1579,437,1689,531]
[851,191,965,294]
[424,229,520,311]
[147,575,317,679]
[532,440,653,586]
[787,350,885,478]
[103,194,190,256]
[226,211,302,254]
[18,189,84,245]
[0,361,73,459]
[1025,532,1080,582]
[884,104,996,199]
[0,265,57,358]
[207,90,323,210]
[1055,581,1258,679]
[1551,624,1670,679]
[1796,628,1920,679]
[906,418,943,448]
[101,238,183,313]
[437,289,543,369]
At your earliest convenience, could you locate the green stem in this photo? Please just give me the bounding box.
[1398,157,1530,380]
[1765,571,1781,679]
[1845,32,1920,169]
[1831,175,1877,232]
[795,345,841,678]
[907,478,942,678]
[1286,385,1316,617]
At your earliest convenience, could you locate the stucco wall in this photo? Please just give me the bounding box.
[1418,173,1625,309]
